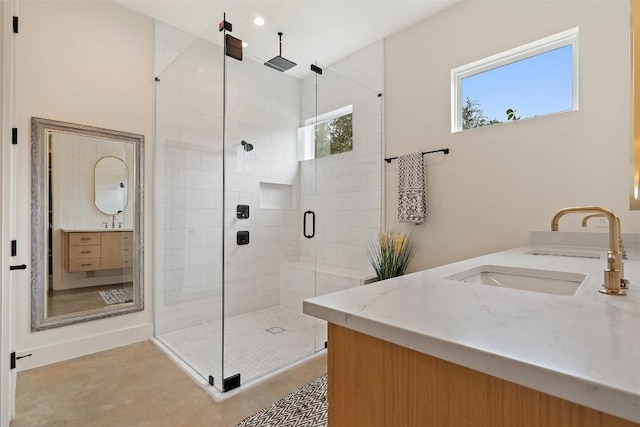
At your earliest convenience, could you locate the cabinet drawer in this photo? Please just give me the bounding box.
[122,244,133,257]
[69,245,101,259]
[122,257,133,268]
[68,258,101,272]
[69,233,101,246]
[123,233,133,244]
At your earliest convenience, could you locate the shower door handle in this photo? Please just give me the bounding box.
[303,210,315,239]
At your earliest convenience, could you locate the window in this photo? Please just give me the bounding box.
[298,105,353,161]
[451,27,578,132]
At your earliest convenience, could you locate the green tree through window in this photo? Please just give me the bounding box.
[315,113,353,158]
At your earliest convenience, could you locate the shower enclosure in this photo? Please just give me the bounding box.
[153,15,383,394]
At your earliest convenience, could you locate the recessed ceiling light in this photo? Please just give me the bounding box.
[253,16,265,26]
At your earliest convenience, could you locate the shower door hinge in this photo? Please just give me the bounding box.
[219,19,232,33]
[12,128,17,145]
[310,64,323,75]
[13,16,19,34]
[11,240,17,257]
[208,375,214,386]
[222,373,241,392]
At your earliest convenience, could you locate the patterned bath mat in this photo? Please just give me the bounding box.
[235,374,327,427]
[99,288,133,305]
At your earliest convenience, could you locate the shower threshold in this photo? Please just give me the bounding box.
[153,305,327,401]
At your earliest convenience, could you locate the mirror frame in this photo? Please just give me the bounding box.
[632,0,640,209]
[31,117,145,331]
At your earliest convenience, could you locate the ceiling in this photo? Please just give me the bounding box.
[115,0,460,78]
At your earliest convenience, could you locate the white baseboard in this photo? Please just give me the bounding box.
[16,323,153,371]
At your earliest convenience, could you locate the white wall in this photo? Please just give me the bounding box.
[385,0,638,272]
[15,1,154,369]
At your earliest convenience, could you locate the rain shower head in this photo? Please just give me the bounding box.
[241,140,254,152]
[265,32,297,72]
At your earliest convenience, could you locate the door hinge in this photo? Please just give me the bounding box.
[12,128,17,145]
[11,240,17,257]
[13,16,19,34]
[11,352,32,369]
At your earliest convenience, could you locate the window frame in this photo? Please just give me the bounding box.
[451,27,579,133]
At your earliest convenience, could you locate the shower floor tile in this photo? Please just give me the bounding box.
[157,305,327,387]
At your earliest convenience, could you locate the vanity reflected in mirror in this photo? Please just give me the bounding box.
[31,117,144,330]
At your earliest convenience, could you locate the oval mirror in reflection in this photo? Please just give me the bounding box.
[95,156,128,215]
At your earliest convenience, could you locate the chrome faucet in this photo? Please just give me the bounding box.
[551,206,626,295]
[581,214,627,260]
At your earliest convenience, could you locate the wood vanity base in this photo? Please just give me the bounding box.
[63,231,133,272]
[327,323,638,427]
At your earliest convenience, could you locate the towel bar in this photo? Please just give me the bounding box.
[384,148,450,163]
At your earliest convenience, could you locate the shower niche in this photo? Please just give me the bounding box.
[259,182,296,210]
[153,16,383,396]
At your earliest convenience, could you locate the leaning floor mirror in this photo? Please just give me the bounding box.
[31,117,144,331]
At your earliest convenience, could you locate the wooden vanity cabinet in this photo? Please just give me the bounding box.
[63,231,133,272]
[327,324,639,427]
[100,232,133,269]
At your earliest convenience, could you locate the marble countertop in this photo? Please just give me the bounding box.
[303,242,640,423]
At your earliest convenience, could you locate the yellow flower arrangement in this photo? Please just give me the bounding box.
[366,230,416,281]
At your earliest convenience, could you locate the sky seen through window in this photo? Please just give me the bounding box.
[461,45,573,123]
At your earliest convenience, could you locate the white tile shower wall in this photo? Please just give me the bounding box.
[223,52,301,317]
[299,41,383,274]
[155,22,225,335]
[154,21,302,329]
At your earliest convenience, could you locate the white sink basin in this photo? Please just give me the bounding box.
[525,248,601,259]
[444,265,586,296]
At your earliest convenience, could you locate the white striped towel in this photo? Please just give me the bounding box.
[397,152,426,224]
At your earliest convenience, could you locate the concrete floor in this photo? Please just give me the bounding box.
[11,340,327,427]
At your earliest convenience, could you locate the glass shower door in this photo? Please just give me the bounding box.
[153,21,225,393]
[153,15,383,393]
[220,16,320,389]
[311,56,384,351]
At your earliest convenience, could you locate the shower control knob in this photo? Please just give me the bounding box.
[237,204,250,219]
[237,231,250,245]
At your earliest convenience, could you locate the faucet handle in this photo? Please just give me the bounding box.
[102,222,109,229]
[606,252,616,269]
